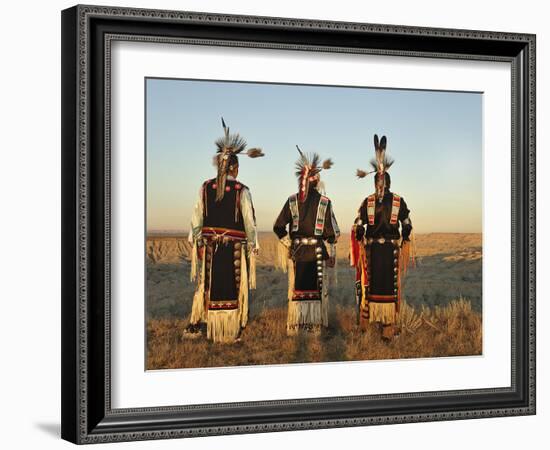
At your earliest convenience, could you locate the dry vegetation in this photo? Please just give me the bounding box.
[145,232,482,370]
[147,299,481,370]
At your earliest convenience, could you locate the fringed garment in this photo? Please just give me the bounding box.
[274,187,339,335]
[189,178,257,343]
[351,189,413,329]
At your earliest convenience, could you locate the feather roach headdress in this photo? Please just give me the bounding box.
[356,134,394,203]
[295,145,334,202]
[213,117,264,201]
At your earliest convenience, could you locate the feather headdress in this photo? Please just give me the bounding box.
[213,117,264,201]
[295,145,334,202]
[356,134,394,202]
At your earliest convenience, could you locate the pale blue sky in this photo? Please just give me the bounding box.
[146,78,482,233]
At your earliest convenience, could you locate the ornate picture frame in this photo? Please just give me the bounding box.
[61,4,535,444]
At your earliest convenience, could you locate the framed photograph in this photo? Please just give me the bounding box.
[61,4,536,444]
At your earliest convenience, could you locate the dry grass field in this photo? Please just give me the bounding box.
[146,232,482,370]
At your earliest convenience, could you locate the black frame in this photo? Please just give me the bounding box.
[61,4,536,444]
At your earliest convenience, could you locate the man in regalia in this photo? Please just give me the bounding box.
[184,118,264,343]
[351,134,414,340]
[273,146,340,335]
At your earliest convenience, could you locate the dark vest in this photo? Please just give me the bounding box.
[202,178,247,232]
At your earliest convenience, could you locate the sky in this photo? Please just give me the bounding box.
[146,78,482,234]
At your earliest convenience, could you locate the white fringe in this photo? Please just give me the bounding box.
[287,258,295,301]
[238,248,249,328]
[286,300,322,335]
[370,303,396,325]
[248,247,256,290]
[276,239,290,272]
[190,251,207,324]
[207,309,241,343]
[190,241,198,281]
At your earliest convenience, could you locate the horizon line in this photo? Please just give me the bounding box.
[146,229,483,235]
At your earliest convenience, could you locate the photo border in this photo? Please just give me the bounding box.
[61,4,535,444]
